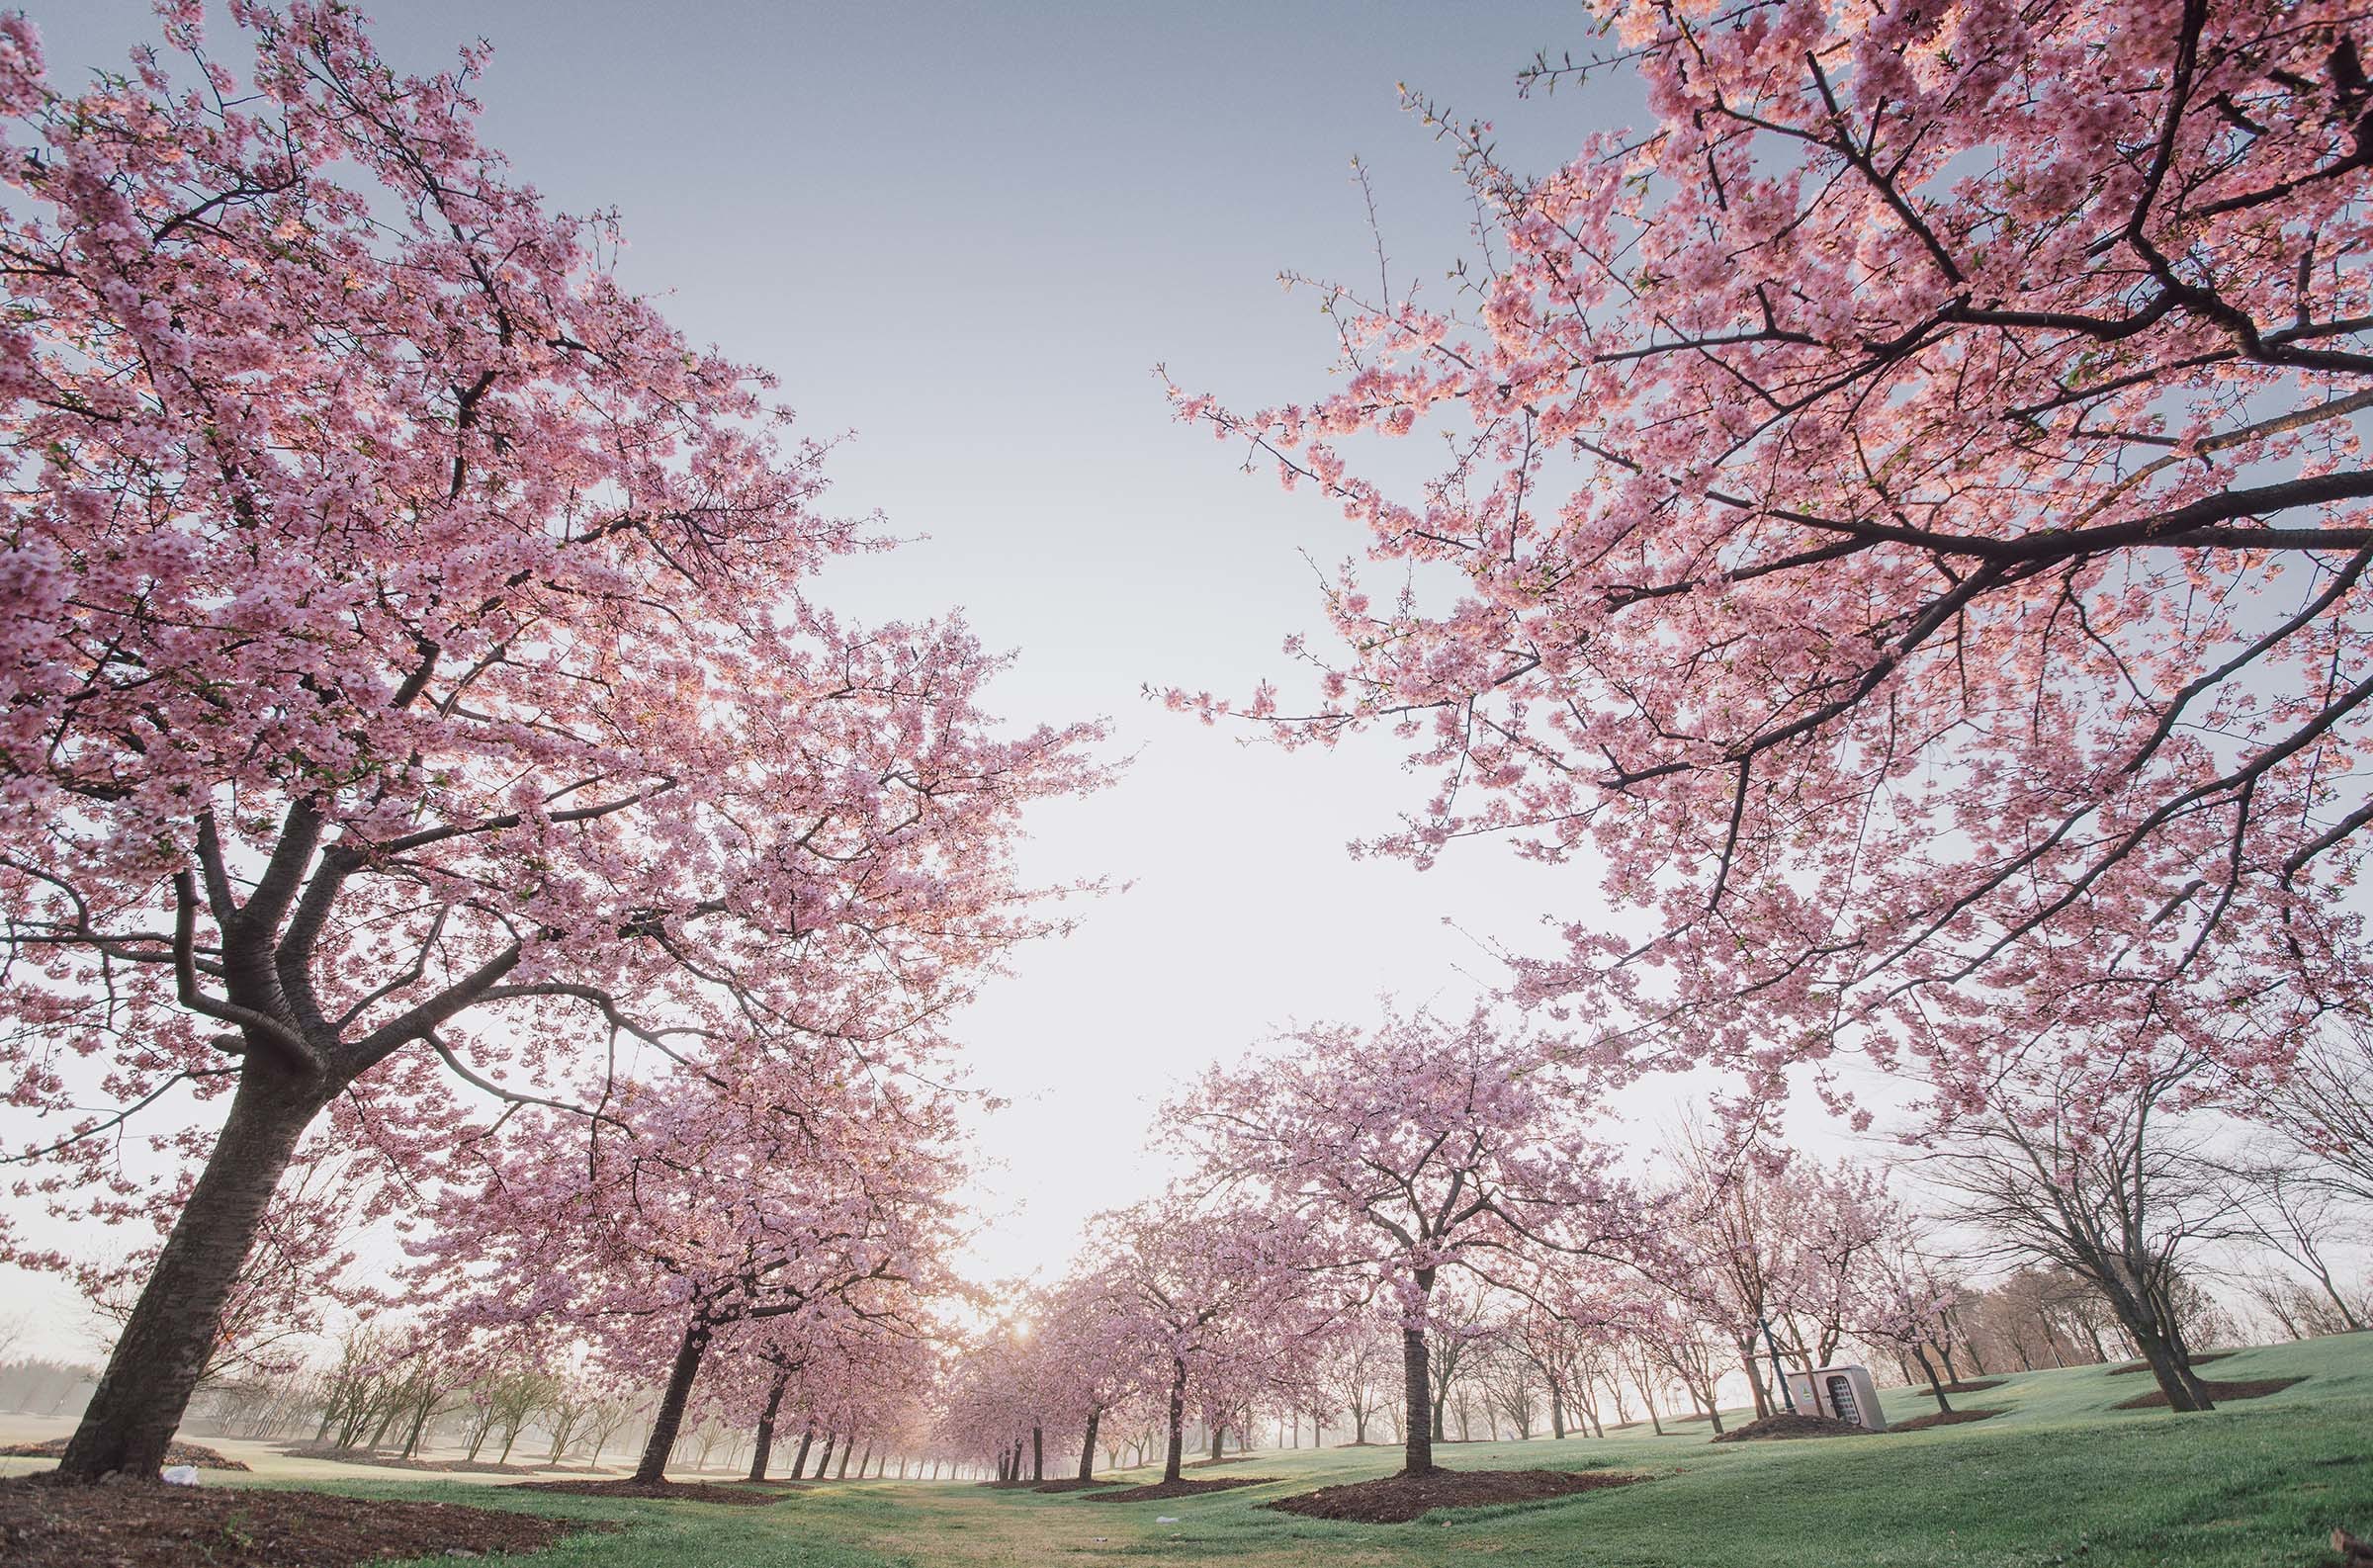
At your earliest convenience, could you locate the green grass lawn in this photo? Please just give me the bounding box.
[272,1333,2373,1567]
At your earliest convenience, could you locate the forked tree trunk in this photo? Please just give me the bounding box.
[59,1072,323,1481]
[1400,1324,1436,1477]
[634,1314,715,1483]
[748,1367,791,1480]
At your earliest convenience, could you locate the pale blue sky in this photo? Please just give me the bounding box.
[15,2,1670,1336]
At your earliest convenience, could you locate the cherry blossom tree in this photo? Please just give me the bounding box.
[1849,1231,1966,1417]
[1921,1042,2242,1409]
[1176,1004,1641,1475]
[1031,1267,1156,1482]
[1169,0,2373,1137]
[1085,1192,1328,1484]
[404,1052,968,1483]
[0,4,1100,1480]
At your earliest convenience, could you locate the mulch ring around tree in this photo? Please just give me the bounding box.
[1890,1407,2008,1432]
[1709,1413,1874,1442]
[0,1438,247,1471]
[0,1473,614,1568]
[2107,1350,2235,1376]
[1935,1378,2006,1394]
[509,1476,794,1505]
[1031,1478,1118,1493]
[1080,1476,1282,1502]
[2110,1375,2305,1411]
[1266,1468,1646,1524]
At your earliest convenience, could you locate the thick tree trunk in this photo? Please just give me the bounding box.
[2131,1330,2215,1412]
[837,1430,858,1479]
[1031,1424,1043,1482]
[1161,1356,1188,1483]
[748,1367,791,1481]
[1400,1325,1436,1477]
[1077,1407,1099,1482]
[59,1074,322,1481]
[814,1430,837,1479]
[1207,1421,1223,1462]
[1549,1389,1566,1440]
[790,1422,816,1479]
[634,1314,714,1483]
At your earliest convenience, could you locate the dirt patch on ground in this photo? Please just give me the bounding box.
[2110,1375,2304,1411]
[1081,1476,1281,1502]
[0,1438,247,1471]
[1710,1413,1873,1442]
[1935,1379,2005,1394]
[0,1473,610,1567]
[1890,1407,2007,1432]
[1267,1467,1645,1524]
[2106,1350,2235,1376]
[509,1476,793,1505]
[1031,1477,1116,1492]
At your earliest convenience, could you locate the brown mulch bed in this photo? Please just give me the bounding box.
[1267,1467,1644,1524]
[1935,1379,2005,1394]
[1709,1413,1873,1442]
[1032,1477,1117,1492]
[1080,1476,1281,1502]
[2110,1375,2304,1411]
[508,1476,793,1505]
[1890,1407,2008,1432]
[1183,1454,1255,1468]
[0,1438,249,1472]
[2106,1350,2235,1376]
[0,1473,611,1567]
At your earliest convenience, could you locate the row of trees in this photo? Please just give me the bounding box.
[10,0,2373,1488]
[930,1002,2369,1476]
[0,1,1103,1484]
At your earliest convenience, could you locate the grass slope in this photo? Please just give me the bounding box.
[172,1334,2373,1567]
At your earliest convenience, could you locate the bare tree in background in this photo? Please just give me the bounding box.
[2225,1158,2369,1334]
[2242,1018,2373,1209]
[1921,1057,2242,1412]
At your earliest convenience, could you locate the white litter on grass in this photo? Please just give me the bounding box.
[1155,1515,1181,1523]
[160,1465,199,1486]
